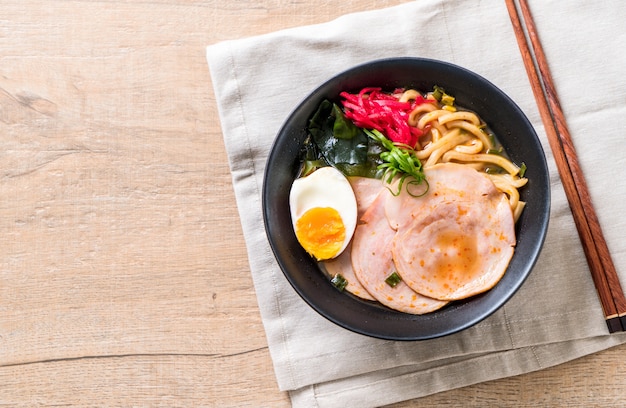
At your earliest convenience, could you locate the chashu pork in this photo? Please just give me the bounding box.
[351,190,448,314]
[388,163,516,301]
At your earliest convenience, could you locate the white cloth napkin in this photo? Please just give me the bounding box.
[206,1,626,406]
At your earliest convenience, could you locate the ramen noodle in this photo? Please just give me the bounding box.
[302,86,528,313]
[399,88,528,221]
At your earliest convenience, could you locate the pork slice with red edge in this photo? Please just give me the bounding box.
[322,176,385,301]
[351,190,448,314]
[390,164,516,301]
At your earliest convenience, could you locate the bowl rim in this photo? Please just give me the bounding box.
[262,57,550,340]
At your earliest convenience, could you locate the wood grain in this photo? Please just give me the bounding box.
[516,0,626,326]
[506,0,626,332]
[1,1,625,407]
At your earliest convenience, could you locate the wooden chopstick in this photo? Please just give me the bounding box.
[505,0,626,332]
[516,0,626,332]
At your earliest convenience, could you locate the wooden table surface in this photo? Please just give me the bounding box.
[2,1,625,406]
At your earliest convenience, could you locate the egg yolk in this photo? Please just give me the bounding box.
[295,207,346,260]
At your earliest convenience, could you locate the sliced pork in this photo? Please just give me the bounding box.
[322,176,385,300]
[351,192,448,314]
[389,163,516,300]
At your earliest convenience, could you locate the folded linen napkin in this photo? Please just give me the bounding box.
[206,1,626,406]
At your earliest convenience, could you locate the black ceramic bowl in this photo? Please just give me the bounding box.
[263,58,550,340]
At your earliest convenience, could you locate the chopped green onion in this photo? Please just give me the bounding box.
[432,85,455,106]
[432,86,444,101]
[519,162,527,178]
[441,93,455,106]
[331,274,348,291]
[364,129,428,197]
[301,159,326,177]
[385,271,402,287]
[486,147,503,155]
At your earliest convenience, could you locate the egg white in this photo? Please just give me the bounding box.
[289,166,358,259]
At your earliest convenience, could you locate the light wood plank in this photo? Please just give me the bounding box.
[1,1,625,406]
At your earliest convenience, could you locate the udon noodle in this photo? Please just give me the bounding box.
[399,89,527,221]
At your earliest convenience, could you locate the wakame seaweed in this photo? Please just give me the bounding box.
[305,99,382,178]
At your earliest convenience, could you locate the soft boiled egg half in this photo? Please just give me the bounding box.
[289,166,358,261]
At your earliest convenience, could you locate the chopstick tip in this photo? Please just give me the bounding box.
[606,316,623,333]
